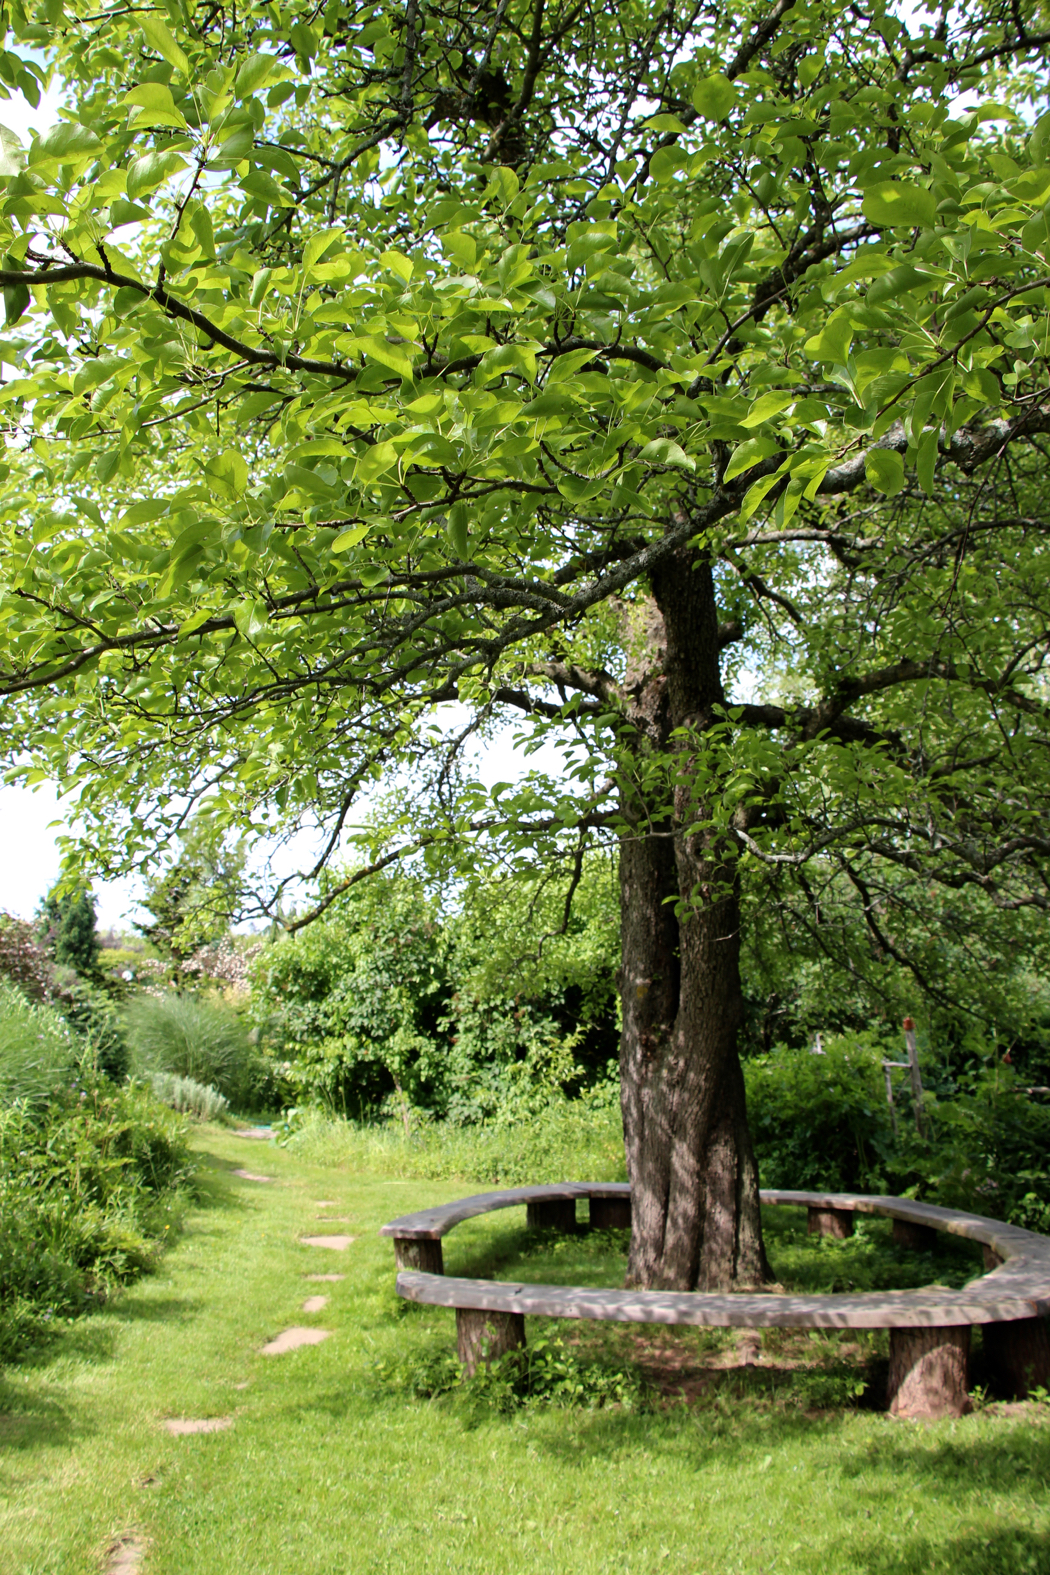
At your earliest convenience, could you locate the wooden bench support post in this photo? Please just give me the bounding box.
[393,1238,444,1274]
[590,1196,632,1230]
[888,1325,970,1419]
[892,1219,939,1252]
[456,1308,526,1377]
[983,1244,1004,1271]
[807,1206,853,1239]
[527,1198,577,1232]
[982,1317,1050,1399]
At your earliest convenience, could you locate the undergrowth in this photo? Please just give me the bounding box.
[280,1088,625,1185]
[0,1062,195,1361]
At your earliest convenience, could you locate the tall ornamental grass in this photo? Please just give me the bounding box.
[0,980,79,1105]
[124,990,259,1107]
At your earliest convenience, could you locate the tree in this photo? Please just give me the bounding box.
[135,817,247,967]
[37,883,99,977]
[1,0,1050,1288]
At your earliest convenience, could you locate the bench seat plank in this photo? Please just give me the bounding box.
[396,1270,1044,1329]
[379,1182,630,1240]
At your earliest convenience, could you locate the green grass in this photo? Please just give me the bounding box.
[2,1131,1049,1575]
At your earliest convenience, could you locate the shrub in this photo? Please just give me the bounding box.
[0,1075,193,1360]
[0,981,80,1105]
[0,913,53,1002]
[744,1033,896,1193]
[744,1035,1050,1229]
[147,1071,230,1123]
[124,990,259,1107]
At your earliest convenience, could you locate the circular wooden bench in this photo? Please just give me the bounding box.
[379,1183,1050,1418]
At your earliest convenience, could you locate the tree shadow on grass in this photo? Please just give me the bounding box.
[839,1421,1050,1503]
[0,1365,91,1453]
[807,1525,1050,1575]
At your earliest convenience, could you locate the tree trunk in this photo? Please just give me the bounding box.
[618,551,768,1291]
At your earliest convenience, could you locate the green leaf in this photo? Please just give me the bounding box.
[447,504,469,558]
[119,499,170,526]
[233,598,269,640]
[916,428,938,496]
[303,227,343,271]
[0,122,25,177]
[692,73,736,121]
[804,309,854,364]
[358,565,388,588]
[379,249,413,282]
[3,282,29,326]
[356,440,398,483]
[1031,112,1050,169]
[354,335,414,381]
[204,450,248,499]
[139,14,190,75]
[332,524,369,552]
[864,448,905,495]
[235,52,280,99]
[742,392,794,428]
[29,122,102,164]
[123,82,188,130]
[861,182,937,229]
[126,150,189,201]
[723,437,781,482]
[478,343,537,384]
[636,437,695,470]
[547,348,600,384]
[110,198,151,227]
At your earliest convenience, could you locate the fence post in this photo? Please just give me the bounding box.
[902,1016,925,1136]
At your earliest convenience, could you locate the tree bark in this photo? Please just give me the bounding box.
[618,550,769,1291]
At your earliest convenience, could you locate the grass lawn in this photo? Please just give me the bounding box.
[2,1127,1049,1575]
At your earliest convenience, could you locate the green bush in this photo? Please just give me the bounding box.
[124,990,259,1107]
[0,980,80,1105]
[744,1035,1050,1229]
[147,1071,230,1123]
[744,1033,896,1193]
[0,1074,193,1360]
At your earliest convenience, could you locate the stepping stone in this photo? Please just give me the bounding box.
[302,1295,329,1313]
[233,1127,272,1140]
[300,1235,354,1250]
[105,1536,146,1573]
[164,1417,233,1435]
[233,1170,273,1182]
[314,1215,351,1222]
[313,1200,340,1206]
[305,1274,345,1283]
[261,1327,330,1355]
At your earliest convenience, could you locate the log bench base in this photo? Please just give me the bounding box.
[456,1308,525,1376]
[808,1206,853,1239]
[382,1185,1050,1419]
[889,1326,970,1419]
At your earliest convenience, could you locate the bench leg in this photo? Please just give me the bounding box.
[982,1244,1004,1271]
[983,1317,1050,1399]
[807,1206,853,1239]
[394,1238,444,1274]
[892,1219,938,1252]
[527,1199,577,1231]
[590,1196,631,1230]
[456,1308,526,1377]
[888,1325,970,1419]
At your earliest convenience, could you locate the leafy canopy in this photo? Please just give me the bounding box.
[0,0,1048,984]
